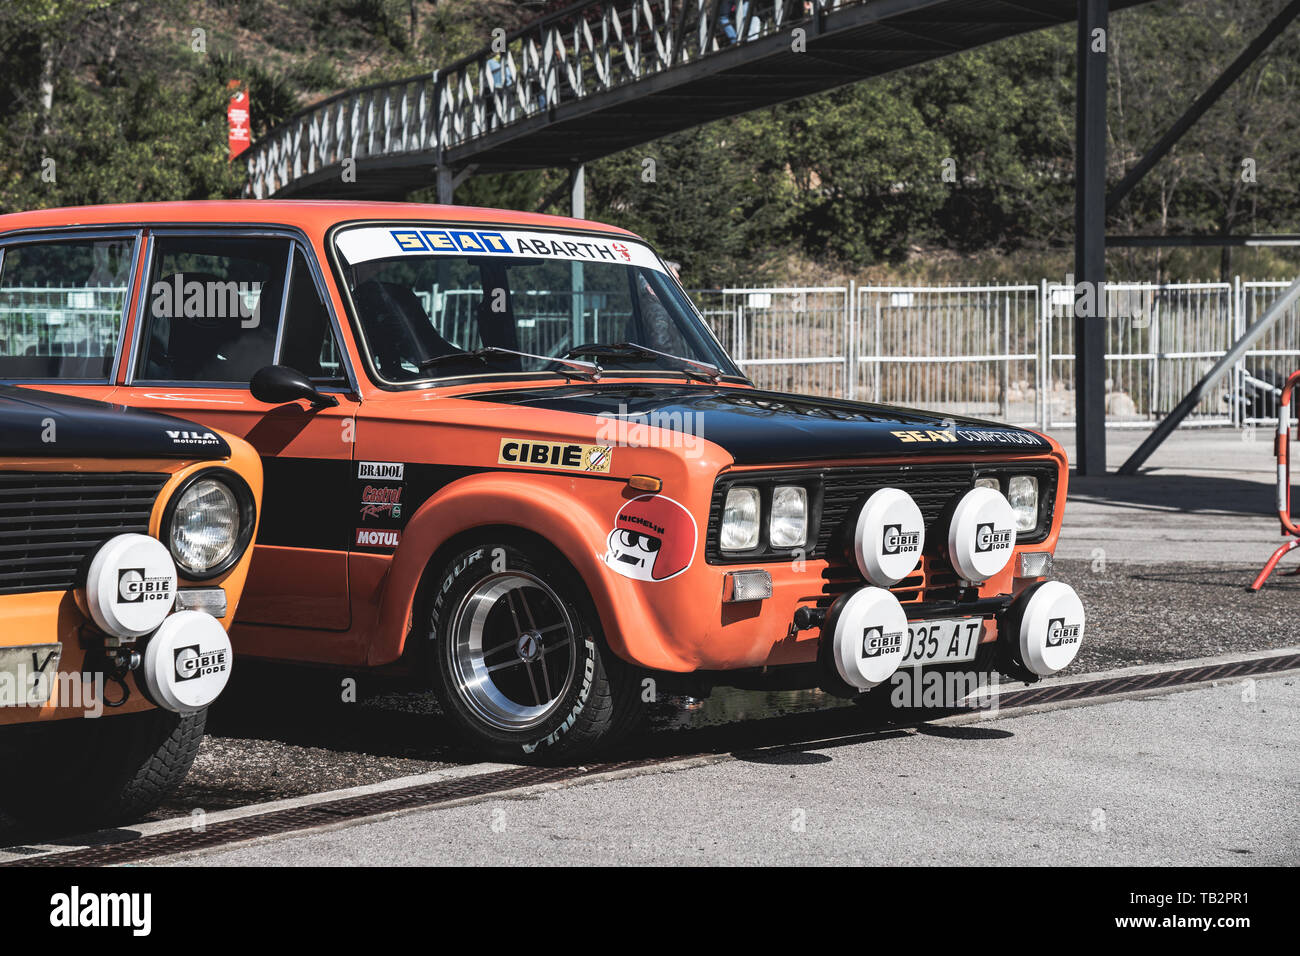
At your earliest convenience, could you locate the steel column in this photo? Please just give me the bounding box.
[1074,0,1109,475]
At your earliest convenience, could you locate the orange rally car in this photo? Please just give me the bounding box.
[0,385,261,826]
[0,201,1084,760]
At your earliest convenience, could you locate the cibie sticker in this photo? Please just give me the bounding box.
[499,438,612,473]
[334,226,668,274]
[603,495,697,582]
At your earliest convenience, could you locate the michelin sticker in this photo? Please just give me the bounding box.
[334,226,667,274]
[603,495,697,582]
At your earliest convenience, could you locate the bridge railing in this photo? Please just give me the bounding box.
[246,1,849,197]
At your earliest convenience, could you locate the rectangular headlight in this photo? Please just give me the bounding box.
[769,485,807,548]
[721,486,760,551]
[1008,475,1040,532]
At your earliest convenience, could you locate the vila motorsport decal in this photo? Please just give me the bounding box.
[498,438,613,474]
[603,494,697,582]
[354,460,407,551]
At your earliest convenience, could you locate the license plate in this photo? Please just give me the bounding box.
[0,644,63,707]
[901,619,983,667]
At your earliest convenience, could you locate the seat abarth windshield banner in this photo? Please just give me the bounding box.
[335,225,668,273]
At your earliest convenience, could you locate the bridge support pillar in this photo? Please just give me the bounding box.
[437,166,454,204]
[1073,0,1109,475]
[570,164,585,220]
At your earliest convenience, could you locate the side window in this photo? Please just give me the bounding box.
[279,248,347,385]
[0,237,134,381]
[137,235,290,383]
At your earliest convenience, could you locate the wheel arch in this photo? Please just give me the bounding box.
[365,474,683,671]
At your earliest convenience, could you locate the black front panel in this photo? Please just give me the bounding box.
[707,464,979,564]
[0,471,167,595]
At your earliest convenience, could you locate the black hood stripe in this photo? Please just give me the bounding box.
[0,385,231,461]
[463,383,1049,465]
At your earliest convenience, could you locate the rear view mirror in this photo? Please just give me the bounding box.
[250,365,339,409]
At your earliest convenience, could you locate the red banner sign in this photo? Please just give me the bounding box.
[228,82,250,160]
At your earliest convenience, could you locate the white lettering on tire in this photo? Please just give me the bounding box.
[522,640,596,754]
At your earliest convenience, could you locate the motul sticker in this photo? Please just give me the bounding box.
[603,495,697,582]
[498,438,612,473]
[356,528,401,549]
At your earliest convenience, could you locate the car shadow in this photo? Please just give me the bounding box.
[1066,470,1281,517]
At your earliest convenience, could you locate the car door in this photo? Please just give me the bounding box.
[120,228,359,632]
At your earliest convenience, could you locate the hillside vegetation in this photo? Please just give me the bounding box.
[2,0,1298,286]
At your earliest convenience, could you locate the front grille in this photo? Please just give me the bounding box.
[814,464,977,559]
[708,464,991,606]
[0,472,168,596]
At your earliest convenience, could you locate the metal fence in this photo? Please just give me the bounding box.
[691,277,1300,429]
[0,285,125,360]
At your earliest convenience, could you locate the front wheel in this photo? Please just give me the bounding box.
[426,541,640,761]
[0,706,206,828]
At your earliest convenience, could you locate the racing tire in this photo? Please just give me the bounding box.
[0,706,206,828]
[425,541,641,762]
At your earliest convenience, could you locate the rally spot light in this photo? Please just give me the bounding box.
[1002,580,1085,679]
[822,586,908,691]
[853,487,925,586]
[947,486,1017,582]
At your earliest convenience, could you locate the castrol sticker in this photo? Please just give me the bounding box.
[947,486,1017,582]
[603,495,697,582]
[85,534,177,639]
[854,487,925,586]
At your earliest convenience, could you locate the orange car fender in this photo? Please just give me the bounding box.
[370,473,686,671]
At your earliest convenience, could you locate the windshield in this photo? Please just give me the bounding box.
[332,225,739,384]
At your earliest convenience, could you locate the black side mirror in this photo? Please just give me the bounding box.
[250,365,340,409]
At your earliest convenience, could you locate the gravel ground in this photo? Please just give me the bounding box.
[1055,559,1299,671]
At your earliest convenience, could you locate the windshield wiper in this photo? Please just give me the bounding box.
[563,341,723,383]
[419,347,602,381]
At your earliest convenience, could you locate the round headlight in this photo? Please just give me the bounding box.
[167,475,251,578]
[720,486,760,551]
[1007,475,1040,532]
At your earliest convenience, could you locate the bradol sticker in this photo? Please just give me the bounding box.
[358,461,405,480]
[603,494,697,582]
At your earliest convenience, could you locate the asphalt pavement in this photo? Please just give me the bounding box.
[160,672,1299,866]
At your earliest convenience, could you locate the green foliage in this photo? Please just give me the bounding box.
[0,0,1297,286]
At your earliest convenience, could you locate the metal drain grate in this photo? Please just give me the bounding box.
[6,652,1297,867]
[5,758,670,868]
[994,652,1300,710]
